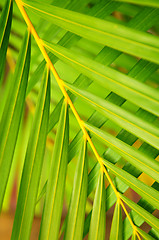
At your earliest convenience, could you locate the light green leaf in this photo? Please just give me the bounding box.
[131,232,137,240]
[43,41,159,117]
[88,171,106,240]
[0,31,31,211]
[39,100,69,240]
[26,0,119,95]
[85,122,159,183]
[23,0,159,64]
[46,6,159,135]
[102,158,159,209]
[0,0,12,83]
[114,0,159,8]
[64,81,159,150]
[64,136,88,240]
[11,66,50,240]
[136,227,155,240]
[36,180,47,205]
[110,200,122,240]
[120,193,159,233]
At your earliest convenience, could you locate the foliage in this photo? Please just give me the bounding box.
[0,0,159,239]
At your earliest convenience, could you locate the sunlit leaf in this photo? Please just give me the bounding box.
[39,100,69,240]
[11,66,50,240]
[114,0,159,8]
[85,122,159,183]
[120,193,159,233]
[0,31,31,211]
[64,136,87,240]
[88,171,106,240]
[109,200,122,240]
[43,41,159,117]
[64,81,159,149]
[23,0,159,64]
[0,0,12,83]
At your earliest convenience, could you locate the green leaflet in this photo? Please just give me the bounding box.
[131,232,137,240]
[114,0,159,8]
[0,31,31,211]
[88,171,106,240]
[137,227,155,240]
[39,100,69,240]
[30,7,158,136]
[109,200,122,240]
[148,229,159,240]
[85,122,159,183]
[68,60,158,171]
[23,0,159,64]
[84,157,159,237]
[11,66,50,240]
[64,137,88,240]
[102,158,159,209]
[30,0,124,211]
[26,0,119,95]
[120,193,159,233]
[43,41,159,117]
[64,81,159,150]
[0,0,12,84]
[36,180,47,205]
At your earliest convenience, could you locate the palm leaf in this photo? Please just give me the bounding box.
[109,200,122,240]
[43,40,159,117]
[114,0,159,8]
[0,0,12,83]
[0,30,30,211]
[85,122,159,183]
[64,136,87,240]
[11,65,50,240]
[23,0,159,64]
[88,171,106,240]
[0,0,159,239]
[39,100,69,240]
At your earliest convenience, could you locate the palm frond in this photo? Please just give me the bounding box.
[0,0,159,239]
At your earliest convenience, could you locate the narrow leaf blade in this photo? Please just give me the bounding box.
[85,122,159,183]
[88,171,106,240]
[11,66,50,240]
[23,0,159,64]
[110,200,122,240]
[44,41,159,117]
[64,81,159,149]
[0,31,31,211]
[120,193,159,233]
[64,136,88,240]
[0,0,12,83]
[39,100,69,240]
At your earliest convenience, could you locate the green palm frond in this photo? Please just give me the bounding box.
[0,0,159,239]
